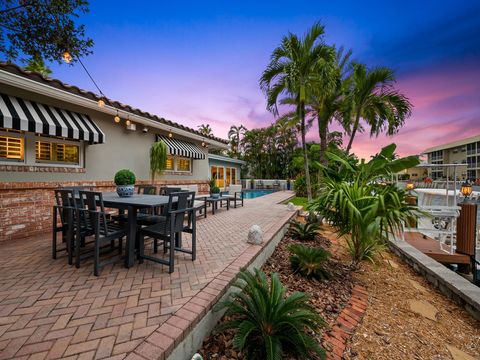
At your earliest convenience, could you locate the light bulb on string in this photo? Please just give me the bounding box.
[114,110,120,123]
[168,129,173,138]
[126,115,131,126]
[98,98,105,108]
[62,51,72,63]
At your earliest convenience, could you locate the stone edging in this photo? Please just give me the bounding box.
[388,238,480,320]
[323,285,368,360]
[127,208,299,360]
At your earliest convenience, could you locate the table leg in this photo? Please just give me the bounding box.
[126,206,137,268]
[226,199,230,211]
[204,201,207,218]
[212,201,215,215]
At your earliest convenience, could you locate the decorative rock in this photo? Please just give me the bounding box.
[287,202,296,211]
[247,225,263,245]
[407,279,427,293]
[191,354,204,360]
[446,345,476,360]
[408,299,438,321]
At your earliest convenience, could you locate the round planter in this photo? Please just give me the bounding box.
[116,185,134,197]
[211,193,220,199]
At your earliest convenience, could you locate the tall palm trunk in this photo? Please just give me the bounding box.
[346,112,361,154]
[318,115,328,166]
[300,101,312,200]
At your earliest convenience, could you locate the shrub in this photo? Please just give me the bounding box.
[289,220,320,241]
[288,244,331,280]
[309,143,421,264]
[150,140,168,182]
[114,169,136,185]
[216,269,326,360]
[293,175,319,198]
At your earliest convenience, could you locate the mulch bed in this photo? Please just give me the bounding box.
[198,224,356,359]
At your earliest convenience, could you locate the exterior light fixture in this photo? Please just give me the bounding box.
[98,98,105,108]
[114,110,120,123]
[201,140,206,147]
[461,181,473,200]
[62,51,72,63]
[406,180,414,191]
[142,126,148,133]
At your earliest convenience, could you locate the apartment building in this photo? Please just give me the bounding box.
[423,134,480,180]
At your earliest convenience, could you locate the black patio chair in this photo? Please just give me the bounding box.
[52,189,75,262]
[77,191,127,276]
[138,191,195,273]
[159,187,182,196]
[137,185,157,195]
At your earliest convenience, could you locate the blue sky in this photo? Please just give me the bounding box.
[46,0,480,157]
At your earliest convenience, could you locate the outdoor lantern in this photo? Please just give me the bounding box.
[406,180,414,191]
[98,99,105,108]
[461,181,473,198]
[62,51,72,63]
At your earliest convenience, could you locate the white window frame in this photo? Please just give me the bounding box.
[164,155,193,174]
[0,129,84,168]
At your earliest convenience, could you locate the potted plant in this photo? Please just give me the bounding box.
[114,169,136,197]
[211,185,221,198]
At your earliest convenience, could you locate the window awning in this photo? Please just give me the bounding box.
[0,93,105,144]
[157,135,206,159]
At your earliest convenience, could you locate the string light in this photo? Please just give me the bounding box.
[201,139,206,147]
[98,98,105,108]
[168,129,173,138]
[62,51,72,63]
[126,115,131,126]
[114,110,120,123]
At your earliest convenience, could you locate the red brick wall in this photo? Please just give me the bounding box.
[0,180,209,243]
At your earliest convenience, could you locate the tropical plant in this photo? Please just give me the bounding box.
[150,140,168,182]
[288,244,331,280]
[114,169,136,186]
[260,22,334,201]
[309,144,421,263]
[344,63,412,153]
[289,219,320,241]
[211,186,220,194]
[198,124,213,136]
[216,269,326,360]
[208,178,216,190]
[24,55,52,77]
[0,0,93,63]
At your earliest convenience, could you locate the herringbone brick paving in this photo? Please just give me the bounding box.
[0,191,295,359]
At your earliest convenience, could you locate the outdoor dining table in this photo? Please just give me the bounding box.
[101,192,171,268]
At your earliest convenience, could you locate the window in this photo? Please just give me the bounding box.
[231,168,237,185]
[35,141,79,164]
[176,157,191,172]
[166,155,174,171]
[0,134,24,161]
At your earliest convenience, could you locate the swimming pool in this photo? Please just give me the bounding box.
[242,189,275,199]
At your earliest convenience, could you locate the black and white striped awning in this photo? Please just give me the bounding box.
[156,135,205,159]
[0,93,105,143]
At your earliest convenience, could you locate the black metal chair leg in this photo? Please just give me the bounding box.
[94,234,100,276]
[52,207,57,260]
[138,234,144,264]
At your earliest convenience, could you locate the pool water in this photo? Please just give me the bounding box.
[242,189,275,199]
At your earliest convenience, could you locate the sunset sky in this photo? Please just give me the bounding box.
[48,0,480,159]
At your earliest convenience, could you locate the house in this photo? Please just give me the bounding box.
[0,62,233,242]
[208,153,245,188]
[423,135,480,180]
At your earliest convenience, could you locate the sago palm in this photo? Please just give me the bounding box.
[344,63,412,153]
[260,22,334,201]
[288,244,331,280]
[289,219,320,241]
[216,269,326,360]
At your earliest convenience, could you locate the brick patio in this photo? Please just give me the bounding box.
[0,191,295,360]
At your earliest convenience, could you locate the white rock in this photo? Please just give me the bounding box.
[287,202,296,211]
[191,354,203,360]
[247,225,263,244]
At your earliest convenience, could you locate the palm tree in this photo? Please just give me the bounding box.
[24,55,52,77]
[309,46,352,165]
[344,63,412,153]
[197,124,213,136]
[228,125,246,156]
[260,22,333,201]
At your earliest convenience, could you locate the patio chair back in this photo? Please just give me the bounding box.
[138,185,157,195]
[160,187,182,196]
[54,189,76,225]
[78,191,109,236]
[227,184,242,196]
[166,191,191,233]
